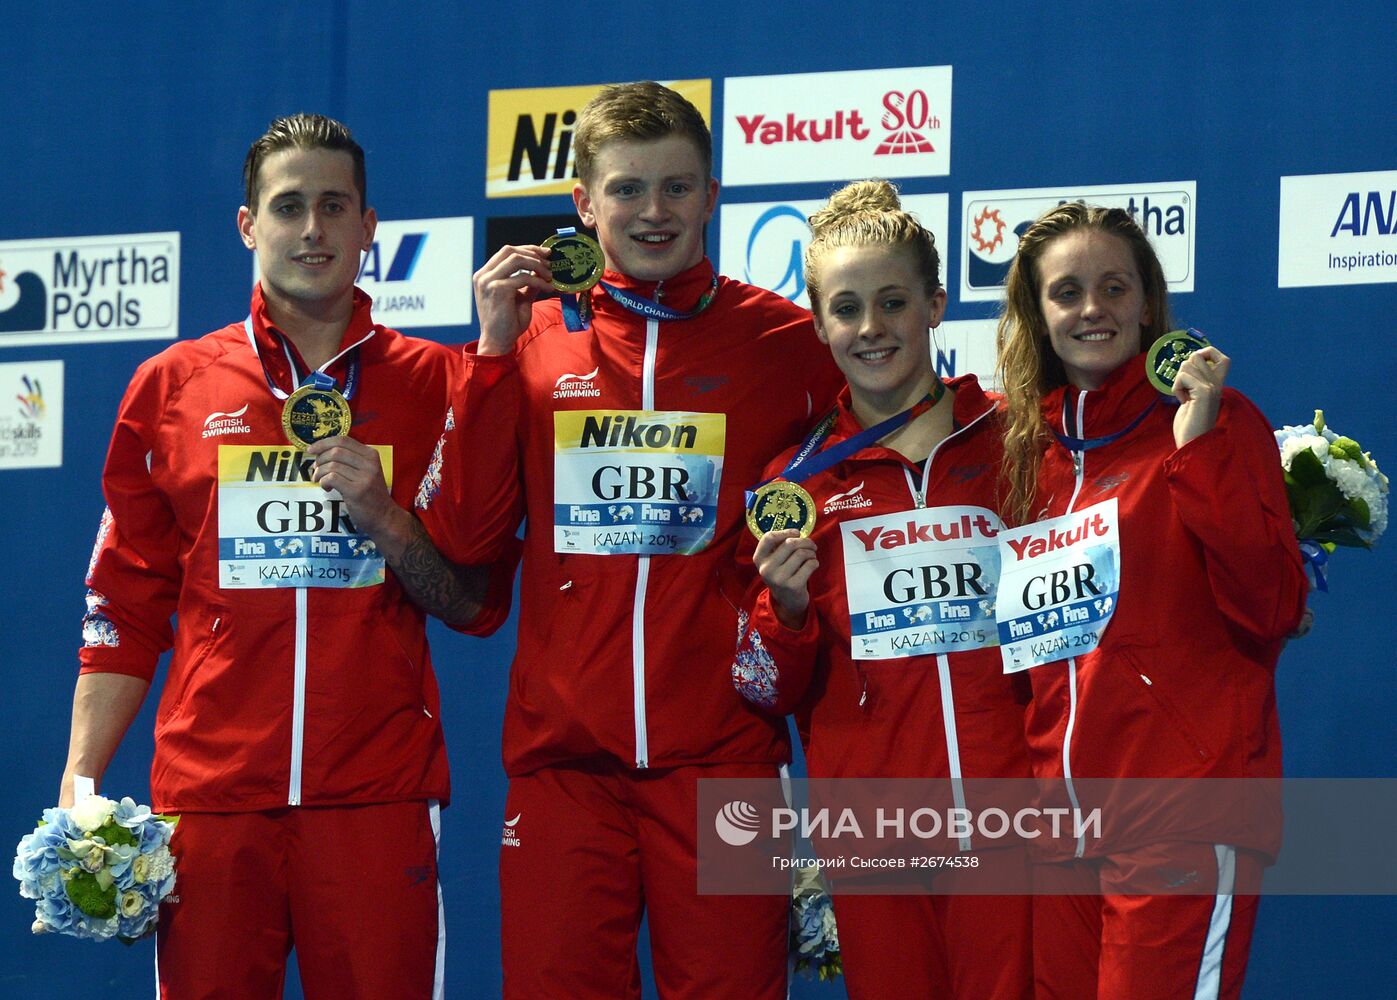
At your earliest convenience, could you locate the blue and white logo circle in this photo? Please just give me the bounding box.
[715,800,762,846]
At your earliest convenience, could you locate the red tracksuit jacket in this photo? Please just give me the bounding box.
[81,286,508,812]
[419,258,844,776]
[1021,360,1307,861]
[732,379,1032,844]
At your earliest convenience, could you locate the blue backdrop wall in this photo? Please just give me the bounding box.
[2,2,1393,997]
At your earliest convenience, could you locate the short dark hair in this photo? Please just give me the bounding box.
[243,113,367,214]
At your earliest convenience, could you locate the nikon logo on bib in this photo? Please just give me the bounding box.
[216,445,392,588]
[554,409,725,555]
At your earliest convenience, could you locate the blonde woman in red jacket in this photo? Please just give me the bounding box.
[995,202,1307,1000]
[735,180,1033,1000]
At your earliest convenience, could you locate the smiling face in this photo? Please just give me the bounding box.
[238,146,376,324]
[814,244,946,420]
[573,134,718,283]
[1035,229,1151,390]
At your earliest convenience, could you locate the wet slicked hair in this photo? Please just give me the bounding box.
[243,113,366,214]
[574,82,712,183]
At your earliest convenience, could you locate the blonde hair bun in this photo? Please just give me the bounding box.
[808,179,902,235]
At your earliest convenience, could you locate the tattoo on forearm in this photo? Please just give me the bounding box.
[393,517,488,626]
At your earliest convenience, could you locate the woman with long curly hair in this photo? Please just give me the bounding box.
[995,202,1307,999]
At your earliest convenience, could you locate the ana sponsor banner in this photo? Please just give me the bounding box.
[960,183,1195,303]
[717,194,949,309]
[1279,169,1397,288]
[0,360,63,469]
[252,217,474,330]
[722,66,952,186]
[486,80,712,198]
[0,233,179,348]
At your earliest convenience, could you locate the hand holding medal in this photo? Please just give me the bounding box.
[1145,328,1232,448]
[752,527,819,629]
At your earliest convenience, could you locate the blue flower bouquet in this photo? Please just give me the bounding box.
[790,863,842,982]
[13,795,178,942]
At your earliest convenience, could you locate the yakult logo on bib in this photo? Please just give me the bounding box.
[995,499,1121,673]
[553,367,601,399]
[842,506,1002,660]
[202,404,252,439]
[823,481,874,515]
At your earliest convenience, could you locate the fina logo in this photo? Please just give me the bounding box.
[0,260,47,334]
[715,800,762,846]
[744,205,808,302]
[966,204,1032,291]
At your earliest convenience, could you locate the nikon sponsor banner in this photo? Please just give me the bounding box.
[722,66,952,186]
[216,445,391,589]
[0,360,63,469]
[1279,170,1397,288]
[960,182,1195,303]
[251,216,474,329]
[0,232,179,347]
[487,80,712,198]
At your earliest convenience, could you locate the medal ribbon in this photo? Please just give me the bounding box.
[243,316,371,401]
[1298,539,1330,593]
[553,227,595,333]
[599,274,719,323]
[744,382,946,511]
[1053,397,1157,453]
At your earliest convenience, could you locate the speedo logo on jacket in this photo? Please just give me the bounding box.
[553,367,602,399]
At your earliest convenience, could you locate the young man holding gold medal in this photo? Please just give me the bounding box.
[415,82,843,998]
[58,113,509,998]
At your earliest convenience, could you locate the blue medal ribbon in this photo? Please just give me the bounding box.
[599,275,719,322]
[244,315,362,401]
[1053,398,1158,453]
[1298,539,1330,593]
[553,227,595,332]
[744,386,945,512]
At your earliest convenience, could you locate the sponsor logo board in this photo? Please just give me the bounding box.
[0,360,63,469]
[0,233,179,348]
[960,183,1195,303]
[719,194,949,309]
[722,66,951,185]
[487,80,712,198]
[1279,170,1397,287]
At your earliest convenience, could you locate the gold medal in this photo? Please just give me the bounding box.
[1145,329,1211,395]
[542,230,605,294]
[282,384,352,450]
[746,481,817,541]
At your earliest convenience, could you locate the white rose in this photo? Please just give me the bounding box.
[70,795,117,832]
[120,890,145,918]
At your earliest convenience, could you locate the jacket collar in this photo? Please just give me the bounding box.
[826,374,996,460]
[1041,356,1158,437]
[248,284,379,388]
[589,257,718,317]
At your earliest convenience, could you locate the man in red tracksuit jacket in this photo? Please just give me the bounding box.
[417,82,843,998]
[733,376,1033,999]
[59,114,508,999]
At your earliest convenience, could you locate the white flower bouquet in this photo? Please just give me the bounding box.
[1275,409,1388,591]
[13,795,178,942]
[790,863,842,982]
